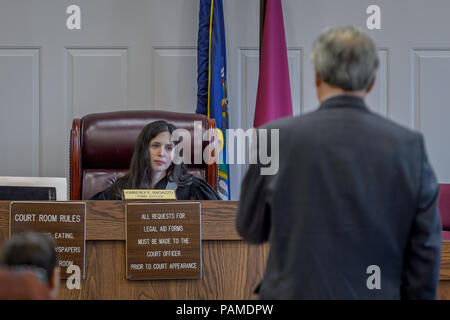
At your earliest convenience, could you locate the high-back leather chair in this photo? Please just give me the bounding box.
[70,110,218,200]
[439,184,450,240]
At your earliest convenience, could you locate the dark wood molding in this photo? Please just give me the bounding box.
[260,0,267,57]
[70,119,82,200]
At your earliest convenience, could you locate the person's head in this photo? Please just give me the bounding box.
[0,231,59,299]
[115,120,191,195]
[310,26,379,102]
[132,120,176,175]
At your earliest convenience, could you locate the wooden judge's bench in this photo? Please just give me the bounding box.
[0,200,267,299]
[1,200,450,300]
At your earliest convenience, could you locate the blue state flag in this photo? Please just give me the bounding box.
[196,0,230,200]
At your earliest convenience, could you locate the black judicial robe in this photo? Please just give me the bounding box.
[90,176,221,200]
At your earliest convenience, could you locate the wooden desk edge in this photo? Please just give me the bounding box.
[0,200,242,241]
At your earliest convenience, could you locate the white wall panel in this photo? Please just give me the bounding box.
[412,49,450,182]
[153,47,197,113]
[239,48,302,130]
[239,49,259,130]
[366,48,389,117]
[65,48,128,120]
[0,48,39,176]
[1,0,450,198]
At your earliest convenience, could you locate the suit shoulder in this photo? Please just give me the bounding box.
[368,112,423,142]
[263,112,312,130]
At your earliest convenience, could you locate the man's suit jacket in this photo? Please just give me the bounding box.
[237,95,441,299]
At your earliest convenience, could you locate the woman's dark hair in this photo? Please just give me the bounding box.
[0,231,58,284]
[112,120,192,198]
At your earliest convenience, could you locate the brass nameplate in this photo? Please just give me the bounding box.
[9,202,86,280]
[123,189,176,200]
[126,202,201,280]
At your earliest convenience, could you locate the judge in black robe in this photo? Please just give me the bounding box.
[89,120,221,201]
[90,175,220,200]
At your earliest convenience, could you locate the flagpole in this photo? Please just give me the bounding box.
[260,0,266,58]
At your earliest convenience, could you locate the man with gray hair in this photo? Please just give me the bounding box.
[237,26,441,299]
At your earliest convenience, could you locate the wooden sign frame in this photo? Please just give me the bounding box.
[125,202,202,280]
[9,201,86,280]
